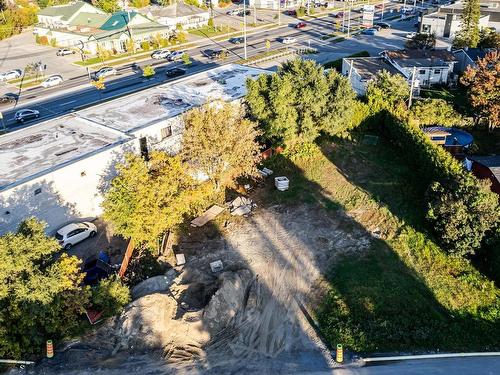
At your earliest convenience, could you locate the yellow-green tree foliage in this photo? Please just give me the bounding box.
[103,152,212,246]
[181,101,262,190]
[0,218,89,358]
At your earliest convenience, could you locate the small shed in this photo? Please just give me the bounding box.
[469,155,500,195]
[423,127,473,155]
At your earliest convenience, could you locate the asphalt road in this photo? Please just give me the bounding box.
[339,356,500,374]
[0,3,417,131]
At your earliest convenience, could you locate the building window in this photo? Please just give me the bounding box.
[419,69,426,75]
[34,188,42,195]
[434,69,441,74]
[160,126,172,140]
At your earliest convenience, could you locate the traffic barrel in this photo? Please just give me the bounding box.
[336,343,343,363]
[46,340,54,358]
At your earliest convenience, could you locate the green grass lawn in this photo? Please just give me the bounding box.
[189,25,236,38]
[263,138,500,353]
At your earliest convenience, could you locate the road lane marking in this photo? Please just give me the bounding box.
[59,100,77,106]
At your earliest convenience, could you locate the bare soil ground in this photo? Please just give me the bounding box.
[26,198,375,375]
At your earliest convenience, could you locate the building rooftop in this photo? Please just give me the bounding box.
[0,64,268,191]
[141,3,209,19]
[345,57,401,80]
[470,155,500,182]
[38,1,90,20]
[0,115,129,190]
[79,64,265,133]
[384,49,457,68]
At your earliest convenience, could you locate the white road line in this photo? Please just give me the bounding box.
[59,100,77,106]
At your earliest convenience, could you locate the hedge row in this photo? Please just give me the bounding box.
[382,112,500,255]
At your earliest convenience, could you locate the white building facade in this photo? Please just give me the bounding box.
[0,65,266,235]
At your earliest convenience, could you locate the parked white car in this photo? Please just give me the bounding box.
[56,48,76,56]
[151,49,171,59]
[168,50,185,61]
[41,75,63,88]
[406,32,417,39]
[95,67,117,79]
[0,69,22,81]
[282,37,297,44]
[55,222,97,250]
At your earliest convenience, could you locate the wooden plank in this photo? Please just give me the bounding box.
[118,239,134,278]
[190,205,225,227]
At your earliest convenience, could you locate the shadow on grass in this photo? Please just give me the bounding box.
[262,143,500,354]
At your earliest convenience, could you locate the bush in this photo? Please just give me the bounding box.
[50,38,57,47]
[91,276,130,317]
[140,40,150,51]
[207,17,214,29]
[39,35,49,45]
[410,98,463,127]
[182,52,191,65]
[383,114,500,255]
[296,7,306,17]
[142,65,155,77]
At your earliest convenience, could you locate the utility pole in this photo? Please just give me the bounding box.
[381,0,385,20]
[253,2,257,25]
[0,111,6,134]
[243,0,248,60]
[409,66,416,107]
[278,0,281,26]
[342,1,346,31]
[307,0,310,15]
[347,0,352,37]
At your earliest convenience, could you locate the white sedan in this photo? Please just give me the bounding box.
[55,222,97,250]
[0,69,22,81]
[41,75,63,88]
[151,49,171,59]
[282,37,297,44]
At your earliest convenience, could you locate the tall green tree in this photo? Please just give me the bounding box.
[245,59,359,151]
[460,50,500,131]
[478,29,500,48]
[92,0,119,13]
[366,70,409,114]
[103,152,211,246]
[453,0,480,48]
[410,99,463,127]
[181,101,261,190]
[405,32,436,50]
[0,219,90,358]
[427,176,500,256]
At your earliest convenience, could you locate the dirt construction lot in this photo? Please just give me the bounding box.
[27,196,374,375]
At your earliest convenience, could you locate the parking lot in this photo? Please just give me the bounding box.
[0,32,86,95]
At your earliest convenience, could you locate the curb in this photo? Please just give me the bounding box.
[362,352,500,363]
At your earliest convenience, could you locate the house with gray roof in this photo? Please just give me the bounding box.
[140,2,210,30]
[35,1,171,55]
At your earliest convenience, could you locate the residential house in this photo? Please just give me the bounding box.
[139,2,210,30]
[452,47,493,72]
[469,155,500,194]
[342,49,458,95]
[381,49,458,88]
[341,56,406,95]
[421,0,500,38]
[35,1,171,55]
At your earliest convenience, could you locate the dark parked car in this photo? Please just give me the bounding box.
[14,109,39,123]
[362,28,377,35]
[0,93,18,105]
[165,67,186,78]
[295,21,307,29]
[202,49,228,59]
[286,10,297,16]
[238,9,251,16]
[333,11,344,18]
[229,37,244,44]
[375,22,391,29]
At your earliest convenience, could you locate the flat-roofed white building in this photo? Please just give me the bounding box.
[0,64,267,235]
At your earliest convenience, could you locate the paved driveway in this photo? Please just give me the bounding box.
[0,32,86,95]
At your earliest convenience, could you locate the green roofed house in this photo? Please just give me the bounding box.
[35,1,171,55]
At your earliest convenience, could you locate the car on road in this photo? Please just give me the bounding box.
[55,221,97,250]
[238,9,251,16]
[165,67,186,78]
[375,21,391,29]
[0,93,18,105]
[362,28,377,35]
[406,31,417,39]
[41,75,63,88]
[0,69,22,81]
[286,9,297,16]
[168,50,186,61]
[226,9,240,15]
[333,11,344,18]
[282,36,297,44]
[202,49,229,59]
[14,108,40,123]
[151,49,171,59]
[56,48,76,56]
[295,21,307,29]
[229,37,244,44]
[95,67,117,79]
